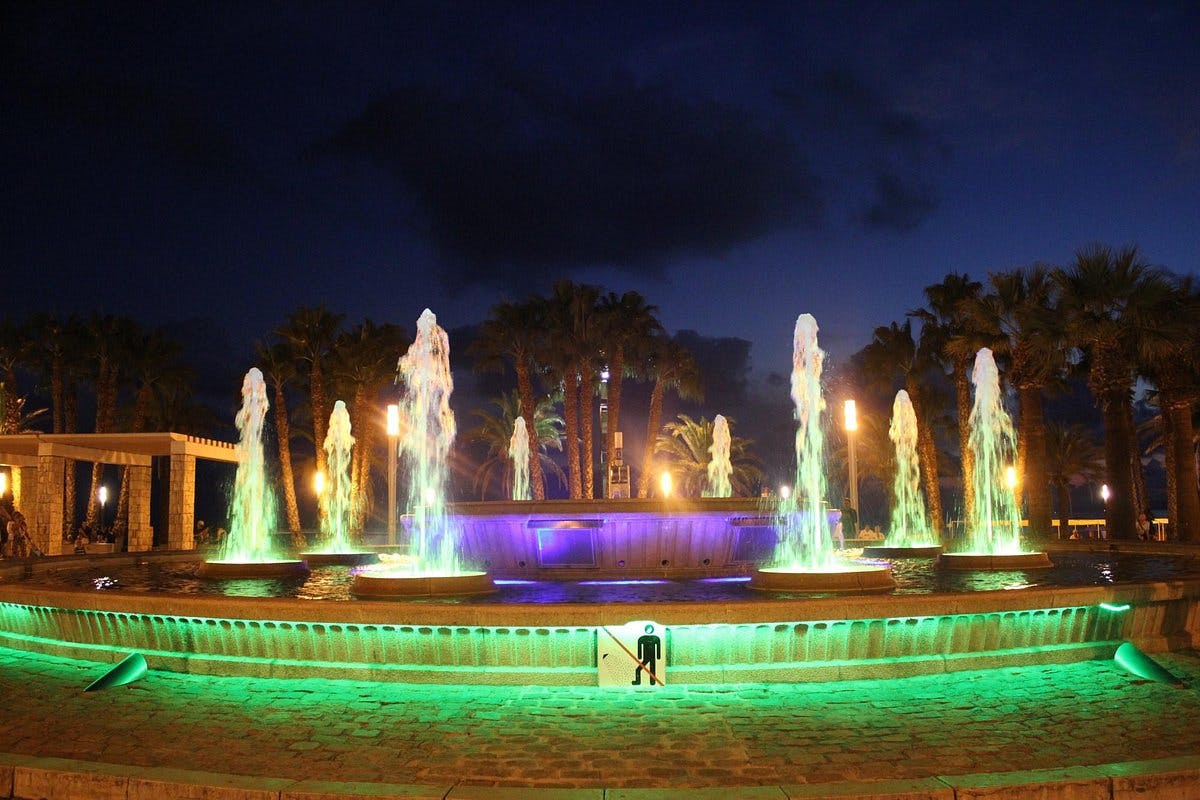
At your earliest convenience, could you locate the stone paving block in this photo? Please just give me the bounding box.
[13,762,129,800]
[608,787,787,799]
[283,779,451,799]
[779,777,954,798]
[447,787,603,799]
[127,766,294,800]
[941,765,1110,800]
[1099,754,1200,799]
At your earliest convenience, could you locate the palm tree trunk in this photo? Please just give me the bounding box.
[64,385,77,540]
[1130,444,1149,524]
[907,381,942,536]
[580,376,596,500]
[515,361,545,500]
[310,363,330,476]
[1100,394,1137,539]
[271,379,303,538]
[1056,482,1071,537]
[348,383,369,537]
[562,373,582,499]
[117,384,153,535]
[638,380,665,498]
[954,357,974,526]
[1019,385,1052,541]
[51,358,64,433]
[1163,408,1178,540]
[86,358,116,527]
[1168,399,1200,542]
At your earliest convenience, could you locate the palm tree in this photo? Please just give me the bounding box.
[277,306,344,480]
[859,320,945,535]
[598,291,662,478]
[470,298,550,499]
[466,390,566,499]
[1138,275,1200,541]
[257,339,303,544]
[83,315,138,527]
[1044,423,1105,535]
[912,273,984,523]
[1056,245,1173,539]
[332,320,408,533]
[653,414,763,497]
[637,335,703,498]
[964,266,1065,540]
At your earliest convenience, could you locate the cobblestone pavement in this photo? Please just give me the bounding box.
[3,647,1200,788]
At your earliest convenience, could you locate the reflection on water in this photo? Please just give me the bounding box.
[15,551,1200,604]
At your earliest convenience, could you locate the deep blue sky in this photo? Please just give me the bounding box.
[4,2,1198,380]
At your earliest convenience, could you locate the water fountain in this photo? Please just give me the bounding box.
[938,348,1051,570]
[704,414,732,498]
[510,416,531,501]
[750,315,894,592]
[198,368,308,578]
[302,400,376,566]
[863,390,942,558]
[352,309,495,597]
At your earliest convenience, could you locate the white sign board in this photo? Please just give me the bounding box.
[597,620,666,687]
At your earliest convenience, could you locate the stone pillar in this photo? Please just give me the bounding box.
[12,466,38,515]
[168,452,196,550]
[34,455,66,556]
[126,464,153,552]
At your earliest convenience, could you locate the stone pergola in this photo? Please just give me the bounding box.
[0,433,236,555]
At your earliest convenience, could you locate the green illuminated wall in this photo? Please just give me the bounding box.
[0,600,1140,685]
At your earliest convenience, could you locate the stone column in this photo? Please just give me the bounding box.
[34,455,66,556]
[125,464,153,552]
[168,452,196,550]
[12,466,38,515]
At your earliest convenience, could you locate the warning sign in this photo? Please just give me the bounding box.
[597,619,666,687]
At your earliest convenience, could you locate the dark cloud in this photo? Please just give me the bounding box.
[776,68,949,232]
[316,68,822,288]
[672,330,753,414]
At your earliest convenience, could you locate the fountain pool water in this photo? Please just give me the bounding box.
[302,400,376,566]
[938,348,1051,570]
[351,310,494,597]
[751,315,894,592]
[198,368,308,579]
[704,414,732,498]
[863,390,942,558]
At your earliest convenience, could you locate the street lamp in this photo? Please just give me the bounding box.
[313,470,325,497]
[779,484,791,500]
[660,471,672,498]
[1005,465,1017,491]
[386,404,400,546]
[97,485,108,532]
[0,471,7,498]
[844,399,859,518]
[1100,484,1110,504]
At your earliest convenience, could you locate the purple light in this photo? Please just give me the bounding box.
[577,579,669,586]
[493,579,538,585]
[696,576,752,583]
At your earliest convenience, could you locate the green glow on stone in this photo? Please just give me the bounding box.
[1099,602,1131,612]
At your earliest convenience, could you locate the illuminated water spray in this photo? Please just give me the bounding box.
[219,368,279,562]
[964,348,1023,554]
[772,314,836,569]
[886,390,935,547]
[395,309,460,574]
[318,400,355,552]
[510,416,531,501]
[704,414,732,498]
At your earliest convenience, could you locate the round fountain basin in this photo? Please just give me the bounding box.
[198,560,310,579]
[351,570,496,598]
[300,551,378,568]
[750,565,896,593]
[938,552,1053,571]
[862,545,944,559]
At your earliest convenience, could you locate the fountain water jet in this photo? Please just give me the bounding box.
[510,416,531,501]
[703,414,732,498]
[199,368,308,579]
[938,348,1051,570]
[302,400,376,566]
[352,310,494,596]
[863,390,942,558]
[751,315,894,592]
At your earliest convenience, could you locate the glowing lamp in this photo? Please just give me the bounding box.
[0,472,6,497]
[1101,484,1110,503]
[314,471,326,495]
[844,399,857,432]
[779,485,791,500]
[386,404,400,437]
[97,486,108,506]
[660,471,673,498]
[1005,466,1017,490]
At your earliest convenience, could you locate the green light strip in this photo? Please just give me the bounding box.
[1099,602,1131,612]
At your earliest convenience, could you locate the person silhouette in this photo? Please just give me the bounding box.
[632,623,662,685]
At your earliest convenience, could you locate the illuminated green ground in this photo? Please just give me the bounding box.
[4,645,1200,788]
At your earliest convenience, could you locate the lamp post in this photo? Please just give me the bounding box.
[659,471,672,499]
[0,471,7,499]
[97,485,108,532]
[313,470,325,497]
[386,404,400,547]
[844,399,858,518]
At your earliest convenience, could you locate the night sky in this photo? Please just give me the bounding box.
[4,2,1198,380]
